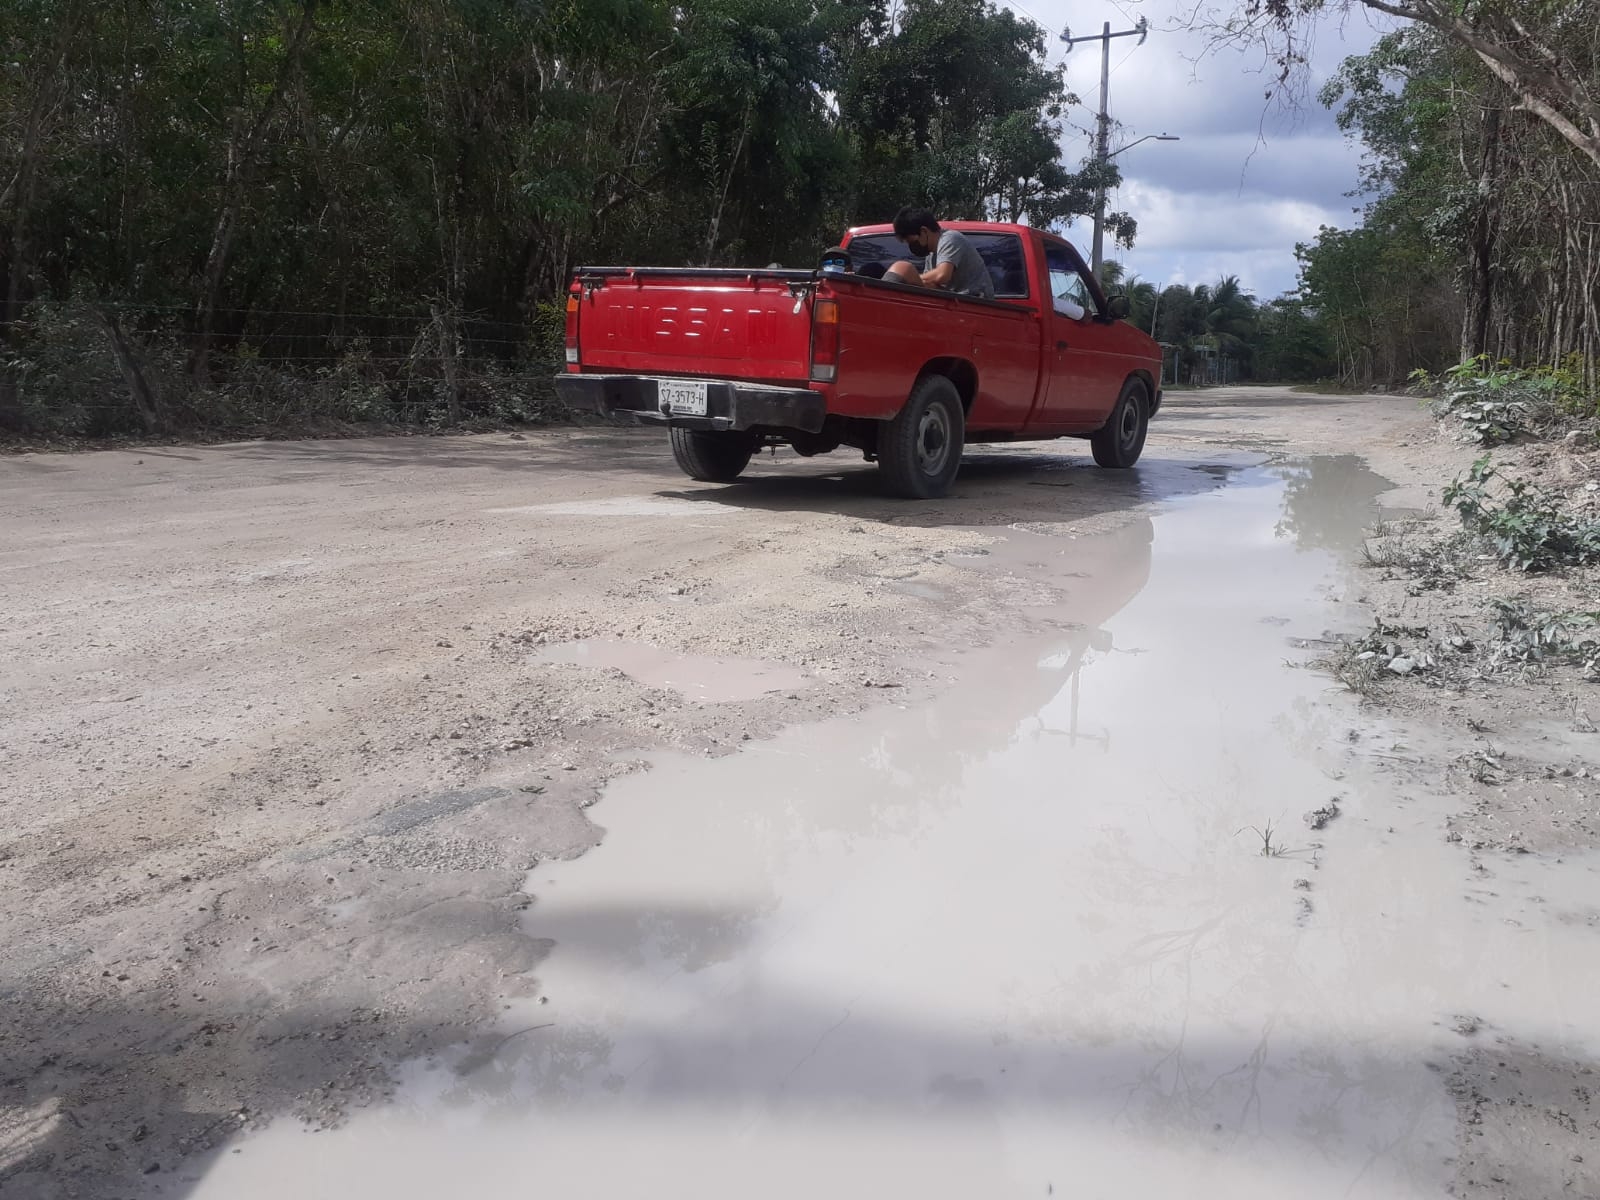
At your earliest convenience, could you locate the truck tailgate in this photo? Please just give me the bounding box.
[574,270,814,382]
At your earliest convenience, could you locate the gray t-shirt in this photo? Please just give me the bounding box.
[924,229,994,300]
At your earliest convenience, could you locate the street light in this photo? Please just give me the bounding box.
[1092,133,1179,280]
[1108,133,1180,160]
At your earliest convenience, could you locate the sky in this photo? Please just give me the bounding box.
[996,0,1401,299]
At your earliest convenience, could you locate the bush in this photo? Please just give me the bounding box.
[1487,599,1600,677]
[1442,456,1600,571]
[1,298,574,440]
[1414,356,1595,444]
[1,302,131,435]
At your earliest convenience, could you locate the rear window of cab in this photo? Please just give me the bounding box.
[845,232,1030,299]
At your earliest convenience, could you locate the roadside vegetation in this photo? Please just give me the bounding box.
[1254,2,1600,398]
[1297,0,1600,709]
[0,0,1119,441]
[2,1,1594,440]
[1319,361,1599,697]
[1418,358,1598,447]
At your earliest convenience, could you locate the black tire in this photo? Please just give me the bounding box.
[1090,379,1149,468]
[878,374,965,499]
[669,428,757,482]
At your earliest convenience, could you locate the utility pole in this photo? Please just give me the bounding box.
[1060,17,1149,280]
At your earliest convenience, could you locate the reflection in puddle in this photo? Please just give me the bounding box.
[1274,455,1395,551]
[536,640,809,703]
[191,459,1600,1199]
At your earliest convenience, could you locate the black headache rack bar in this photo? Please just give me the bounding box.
[572,266,820,305]
[573,266,816,283]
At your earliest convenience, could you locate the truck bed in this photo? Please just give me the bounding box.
[569,267,818,384]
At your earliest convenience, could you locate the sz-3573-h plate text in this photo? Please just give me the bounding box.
[659,380,708,416]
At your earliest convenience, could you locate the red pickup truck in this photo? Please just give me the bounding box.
[554,221,1162,498]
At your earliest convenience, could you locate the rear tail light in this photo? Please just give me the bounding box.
[810,297,839,382]
[564,294,580,366]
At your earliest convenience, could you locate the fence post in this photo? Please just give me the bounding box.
[431,303,463,424]
[93,305,166,432]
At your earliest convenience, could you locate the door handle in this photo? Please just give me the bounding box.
[1055,339,1070,351]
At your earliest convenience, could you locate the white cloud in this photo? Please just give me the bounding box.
[991,0,1400,296]
[1058,177,1348,297]
[1122,131,1367,204]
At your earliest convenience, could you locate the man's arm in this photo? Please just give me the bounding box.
[922,260,955,288]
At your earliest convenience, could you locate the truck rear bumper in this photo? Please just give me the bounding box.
[554,374,827,434]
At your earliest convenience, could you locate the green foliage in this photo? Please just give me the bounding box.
[0,0,1097,435]
[1255,296,1337,381]
[1137,274,1333,385]
[1304,17,1600,388]
[1416,356,1591,444]
[0,303,125,435]
[1546,354,1600,419]
[1293,218,1454,388]
[839,0,1096,228]
[1442,457,1600,572]
[1487,599,1600,677]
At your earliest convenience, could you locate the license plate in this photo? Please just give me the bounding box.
[659,379,708,416]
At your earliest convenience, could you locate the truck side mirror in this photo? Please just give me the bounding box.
[1105,293,1131,320]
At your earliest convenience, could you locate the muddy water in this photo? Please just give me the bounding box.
[535,640,809,703]
[189,458,1600,1199]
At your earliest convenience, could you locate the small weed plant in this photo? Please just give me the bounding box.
[1487,599,1600,678]
[1241,820,1289,857]
[1313,620,1437,696]
[1442,457,1600,572]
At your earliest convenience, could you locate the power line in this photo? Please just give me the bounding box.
[1108,40,1142,79]
[993,0,1051,33]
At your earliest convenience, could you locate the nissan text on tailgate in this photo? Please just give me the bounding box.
[553,222,1163,499]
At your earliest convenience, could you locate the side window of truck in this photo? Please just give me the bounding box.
[1044,242,1099,316]
[846,232,1030,299]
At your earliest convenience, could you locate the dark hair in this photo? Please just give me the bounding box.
[819,245,852,271]
[892,207,940,239]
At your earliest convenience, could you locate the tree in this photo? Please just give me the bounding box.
[1309,19,1598,381]
[0,0,1141,436]
[663,0,846,265]
[839,0,1099,228]
[1256,296,1336,380]
[1235,1,1600,171]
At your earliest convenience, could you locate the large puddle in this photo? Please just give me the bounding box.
[189,458,1600,1198]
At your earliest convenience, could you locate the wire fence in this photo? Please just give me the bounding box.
[1,298,572,438]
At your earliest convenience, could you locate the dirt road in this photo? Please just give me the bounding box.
[3,388,1595,1197]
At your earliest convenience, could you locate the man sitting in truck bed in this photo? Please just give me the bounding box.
[884,207,995,300]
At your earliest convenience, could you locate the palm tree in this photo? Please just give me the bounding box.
[1121,274,1158,333]
[1202,275,1260,381]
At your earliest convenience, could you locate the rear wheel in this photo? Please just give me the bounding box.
[669,428,757,482]
[1090,379,1149,468]
[878,374,965,499]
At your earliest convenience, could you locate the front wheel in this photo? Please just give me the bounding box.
[669,428,757,482]
[1090,380,1149,469]
[878,374,965,499]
